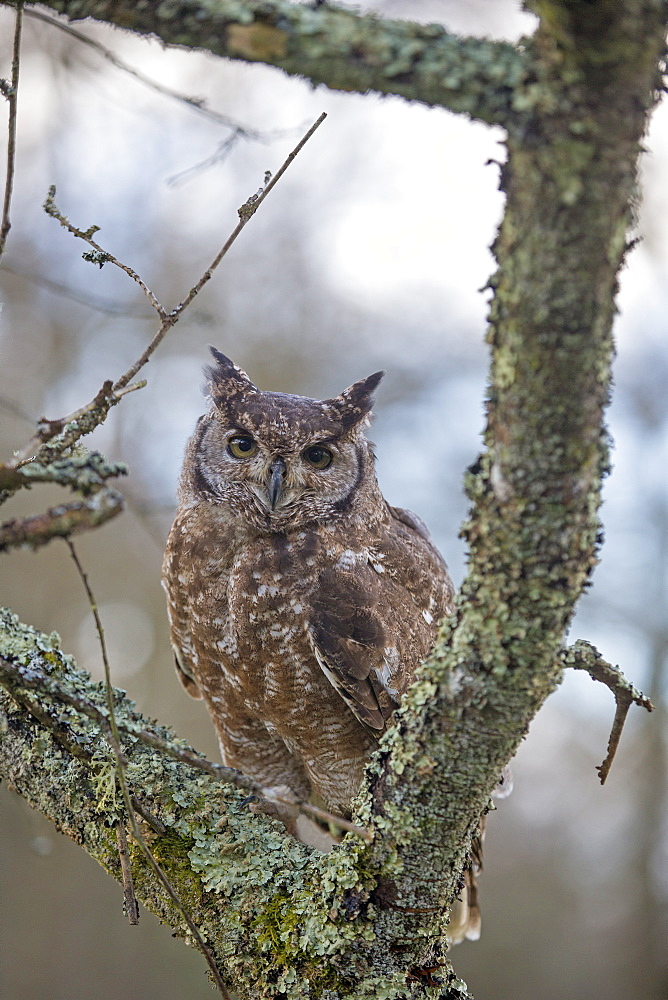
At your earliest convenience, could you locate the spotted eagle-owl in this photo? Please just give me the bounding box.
[162,349,455,820]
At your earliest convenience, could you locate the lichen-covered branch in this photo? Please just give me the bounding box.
[2,0,528,126]
[0,487,124,552]
[0,608,470,999]
[4,380,139,477]
[0,448,128,551]
[0,450,127,495]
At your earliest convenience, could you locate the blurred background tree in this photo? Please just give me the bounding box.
[0,2,666,998]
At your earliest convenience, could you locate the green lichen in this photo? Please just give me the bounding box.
[0,608,66,664]
[6,450,127,495]
[130,829,205,918]
[90,753,119,813]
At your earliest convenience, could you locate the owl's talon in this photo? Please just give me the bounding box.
[260,784,299,805]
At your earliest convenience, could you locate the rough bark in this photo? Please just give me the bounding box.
[0,1,665,997]
[6,0,527,125]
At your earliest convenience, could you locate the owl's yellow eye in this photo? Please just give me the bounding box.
[228,435,257,459]
[303,445,332,470]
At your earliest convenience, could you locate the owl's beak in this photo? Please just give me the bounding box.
[268,456,287,510]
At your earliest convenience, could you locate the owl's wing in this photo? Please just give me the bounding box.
[307,564,401,731]
[170,635,202,700]
[308,517,453,731]
[162,518,203,700]
[389,504,446,559]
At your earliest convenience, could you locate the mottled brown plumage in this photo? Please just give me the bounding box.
[162,353,491,937]
[163,349,455,811]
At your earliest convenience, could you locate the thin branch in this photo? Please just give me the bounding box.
[65,540,232,999]
[0,392,33,423]
[131,797,168,836]
[0,488,124,552]
[112,110,327,391]
[23,8,310,190]
[23,7,298,138]
[166,112,326,324]
[166,131,243,187]
[563,640,654,784]
[116,822,140,925]
[0,0,23,259]
[43,186,166,318]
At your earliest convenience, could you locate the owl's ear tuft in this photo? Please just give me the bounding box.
[326,371,384,431]
[204,348,258,401]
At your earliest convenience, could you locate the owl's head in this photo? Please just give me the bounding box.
[181,349,385,531]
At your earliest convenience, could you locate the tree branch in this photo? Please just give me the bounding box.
[3,0,528,126]
[563,639,654,783]
[0,0,22,259]
[0,607,469,999]
[0,488,124,552]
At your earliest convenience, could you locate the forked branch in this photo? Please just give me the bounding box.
[9,111,327,472]
[563,640,654,784]
[1,112,327,560]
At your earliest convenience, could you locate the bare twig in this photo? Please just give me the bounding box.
[0,392,33,423]
[43,186,166,319]
[0,0,23,259]
[112,110,327,392]
[166,132,243,186]
[115,822,140,925]
[171,111,327,323]
[22,8,308,189]
[65,540,232,998]
[131,797,168,836]
[563,640,654,784]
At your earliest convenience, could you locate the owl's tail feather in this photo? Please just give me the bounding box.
[448,768,509,943]
[446,866,482,945]
[447,829,484,945]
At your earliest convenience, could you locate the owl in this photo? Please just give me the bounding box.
[162,350,474,907]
